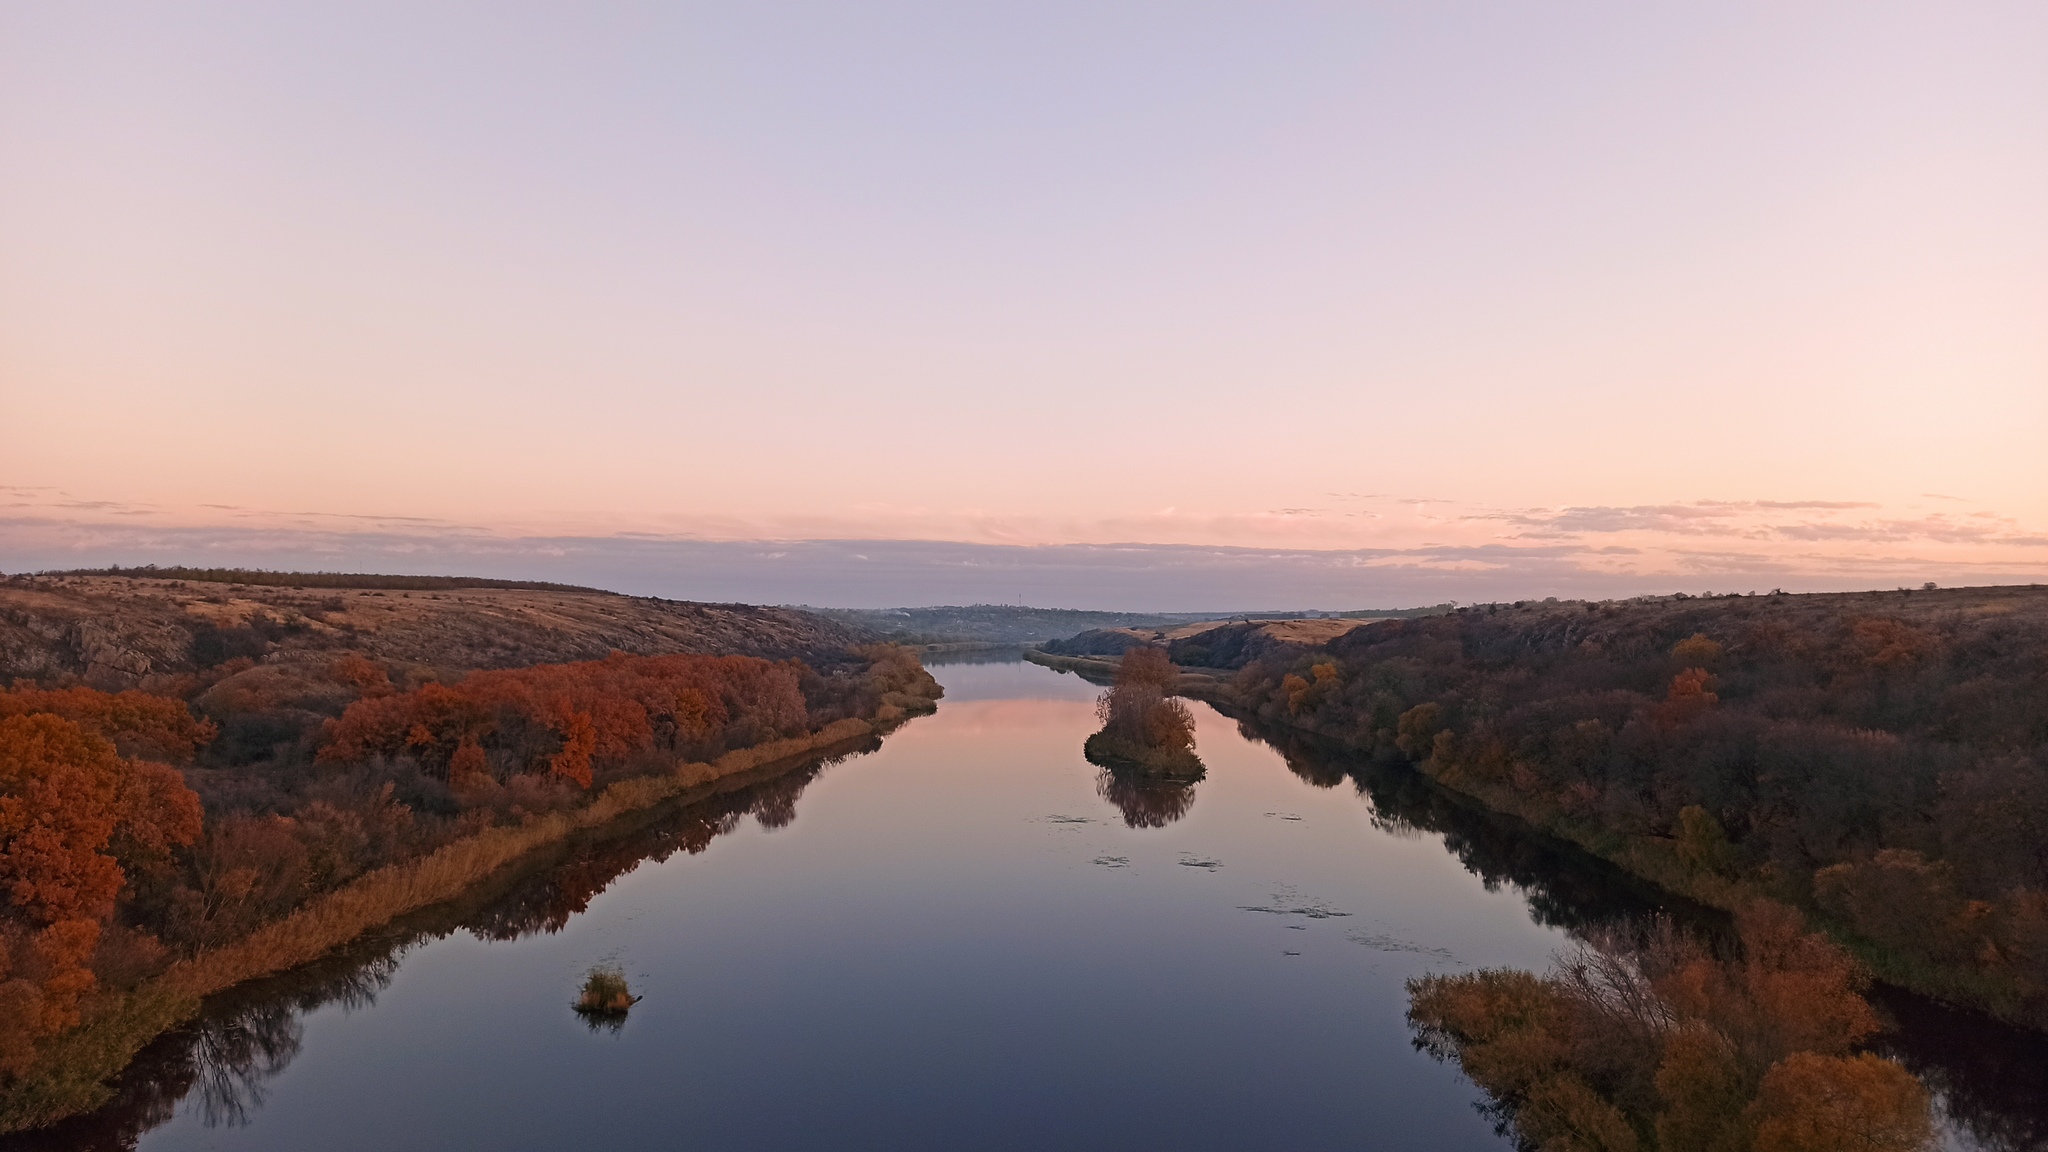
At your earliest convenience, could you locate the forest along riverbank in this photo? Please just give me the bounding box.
[0,571,941,1133]
[6,657,1590,1151]
[13,656,2045,1152]
[1,740,883,1152]
[1037,649,2048,1151]
[1042,585,2048,1033]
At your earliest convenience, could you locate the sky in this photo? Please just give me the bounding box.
[3,3,2044,609]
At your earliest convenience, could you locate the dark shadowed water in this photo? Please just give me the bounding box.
[16,658,2048,1151]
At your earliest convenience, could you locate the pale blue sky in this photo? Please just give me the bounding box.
[3,3,2044,604]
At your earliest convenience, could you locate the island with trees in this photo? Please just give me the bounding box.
[1083,646,1203,780]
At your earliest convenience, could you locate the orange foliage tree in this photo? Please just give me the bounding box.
[0,683,216,763]
[1087,645,1202,781]
[318,652,811,789]
[1094,647,1196,759]
[0,712,203,1073]
[1408,901,1931,1152]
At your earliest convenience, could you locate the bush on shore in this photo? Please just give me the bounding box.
[1409,901,1933,1152]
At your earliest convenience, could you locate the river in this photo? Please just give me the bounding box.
[14,657,2047,1151]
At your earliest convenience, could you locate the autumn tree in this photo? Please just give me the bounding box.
[0,683,216,763]
[318,652,812,791]
[1087,646,1200,778]
[1408,902,1930,1152]
[1745,1053,1930,1152]
[0,712,202,1073]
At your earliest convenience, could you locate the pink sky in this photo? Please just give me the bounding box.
[3,4,2044,605]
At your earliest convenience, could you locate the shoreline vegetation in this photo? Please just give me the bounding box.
[1032,605,2009,1147]
[1410,905,1933,1151]
[0,571,942,1133]
[0,713,926,1132]
[1035,586,2048,1032]
[38,729,881,1147]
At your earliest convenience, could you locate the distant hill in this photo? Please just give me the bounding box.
[39,564,612,594]
[0,571,874,686]
[1042,616,1412,658]
[808,603,1456,645]
[808,606,1216,645]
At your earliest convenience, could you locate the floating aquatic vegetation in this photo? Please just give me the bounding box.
[1238,886,1350,919]
[1346,930,1457,962]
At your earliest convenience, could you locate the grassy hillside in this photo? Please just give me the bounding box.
[816,602,1454,646]
[1,572,871,687]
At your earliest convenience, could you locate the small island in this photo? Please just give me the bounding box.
[1083,646,1203,780]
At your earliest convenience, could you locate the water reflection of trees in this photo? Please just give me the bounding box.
[1240,719,1679,937]
[1231,710,2048,1152]
[1095,769,1198,829]
[1870,988,2048,1152]
[11,752,854,1151]
[467,760,830,944]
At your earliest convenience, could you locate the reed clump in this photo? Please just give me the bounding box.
[575,966,637,1015]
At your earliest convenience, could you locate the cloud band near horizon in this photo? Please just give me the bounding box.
[5,510,2042,612]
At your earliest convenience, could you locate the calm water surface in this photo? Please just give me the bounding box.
[23,658,2048,1150]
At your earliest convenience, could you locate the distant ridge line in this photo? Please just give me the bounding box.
[30,565,616,595]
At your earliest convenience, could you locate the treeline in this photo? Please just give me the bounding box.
[31,566,611,594]
[0,643,937,1094]
[1200,586,2048,1026]
[318,654,813,790]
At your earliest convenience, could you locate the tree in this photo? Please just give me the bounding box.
[1814,851,1968,965]
[1745,1052,1931,1152]
[1117,645,1177,690]
[1675,807,1735,877]
[0,712,202,1065]
[1654,1029,1749,1152]
[1671,634,1724,668]
[1407,906,1928,1152]
[0,684,215,763]
[317,653,812,789]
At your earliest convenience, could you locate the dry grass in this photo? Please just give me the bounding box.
[0,574,873,686]
[1251,619,1376,644]
[0,718,875,1133]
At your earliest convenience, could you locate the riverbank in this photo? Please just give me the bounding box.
[1028,637,2047,1029]
[0,700,934,1133]
[1024,647,1233,695]
[17,655,2046,1151]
